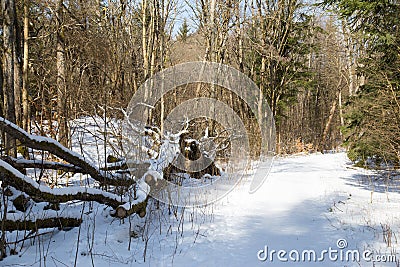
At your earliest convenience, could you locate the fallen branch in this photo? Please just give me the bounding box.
[0,160,148,218]
[0,117,134,186]
[0,217,82,231]
[2,156,84,174]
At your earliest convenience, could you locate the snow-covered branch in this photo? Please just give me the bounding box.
[2,156,84,174]
[0,159,148,218]
[0,117,135,186]
[0,217,83,231]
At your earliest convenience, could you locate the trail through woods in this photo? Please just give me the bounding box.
[3,152,400,266]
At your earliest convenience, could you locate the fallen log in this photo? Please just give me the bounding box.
[0,160,148,218]
[1,217,82,231]
[0,117,133,186]
[2,156,84,174]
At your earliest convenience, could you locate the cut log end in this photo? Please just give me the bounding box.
[145,173,156,186]
[115,200,147,218]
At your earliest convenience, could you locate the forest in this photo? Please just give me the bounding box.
[0,0,399,265]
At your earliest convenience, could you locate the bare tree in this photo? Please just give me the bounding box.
[2,0,17,157]
[56,0,68,147]
[22,0,30,131]
[12,0,22,127]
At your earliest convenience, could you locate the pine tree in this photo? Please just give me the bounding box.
[324,0,400,165]
[178,18,190,42]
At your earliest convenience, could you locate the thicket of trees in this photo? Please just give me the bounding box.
[1,0,363,154]
[323,0,400,166]
[1,0,397,159]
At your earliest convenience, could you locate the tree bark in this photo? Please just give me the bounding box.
[142,0,149,78]
[56,0,69,147]
[22,0,30,132]
[338,89,344,135]
[322,95,338,150]
[2,0,17,157]
[342,22,357,96]
[12,0,22,127]
[0,60,3,120]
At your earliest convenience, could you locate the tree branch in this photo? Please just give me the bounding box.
[0,217,82,231]
[2,156,84,174]
[0,159,148,218]
[0,117,139,186]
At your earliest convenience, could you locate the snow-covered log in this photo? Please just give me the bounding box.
[0,117,136,186]
[1,217,82,231]
[0,160,147,218]
[2,156,84,174]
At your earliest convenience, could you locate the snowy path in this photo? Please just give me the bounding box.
[169,153,400,267]
[3,152,400,267]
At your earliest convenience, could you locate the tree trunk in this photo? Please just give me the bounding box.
[0,60,3,119]
[2,0,17,157]
[235,0,246,72]
[12,0,22,127]
[322,96,338,151]
[258,56,266,126]
[56,0,69,147]
[338,89,344,137]
[342,22,357,96]
[142,0,149,78]
[22,0,30,132]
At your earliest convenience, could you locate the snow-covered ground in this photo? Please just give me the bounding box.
[3,152,400,267]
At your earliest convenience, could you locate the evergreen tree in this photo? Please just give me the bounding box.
[178,18,190,41]
[324,0,400,165]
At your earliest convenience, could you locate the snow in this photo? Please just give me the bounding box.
[2,152,400,266]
